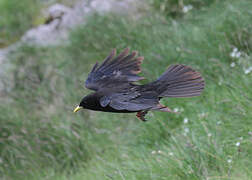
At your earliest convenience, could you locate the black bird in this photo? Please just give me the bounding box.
[74,48,204,121]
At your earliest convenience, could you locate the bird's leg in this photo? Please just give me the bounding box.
[136,110,149,122]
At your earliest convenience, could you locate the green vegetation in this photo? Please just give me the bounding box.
[150,0,216,18]
[0,0,74,47]
[0,0,251,179]
[0,0,40,47]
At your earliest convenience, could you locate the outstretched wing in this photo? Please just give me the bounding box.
[85,48,144,91]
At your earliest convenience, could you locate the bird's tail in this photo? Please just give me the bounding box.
[153,64,205,98]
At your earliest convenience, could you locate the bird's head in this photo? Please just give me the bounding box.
[74,93,98,113]
[73,96,89,113]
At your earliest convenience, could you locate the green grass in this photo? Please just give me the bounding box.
[0,0,252,179]
[0,0,40,47]
[0,0,75,47]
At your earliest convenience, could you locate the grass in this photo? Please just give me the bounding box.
[0,0,40,47]
[0,0,76,47]
[0,0,252,179]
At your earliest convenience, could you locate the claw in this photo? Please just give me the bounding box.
[136,110,148,122]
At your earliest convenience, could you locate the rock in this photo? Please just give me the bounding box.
[47,3,71,20]
[0,0,142,61]
[0,0,143,93]
[0,49,7,63]
[21,0,138,46]
[21,3,71,46]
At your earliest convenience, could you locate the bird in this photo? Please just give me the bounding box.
[74,48,204,121]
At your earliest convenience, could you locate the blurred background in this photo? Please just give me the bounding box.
[0,0,251,179]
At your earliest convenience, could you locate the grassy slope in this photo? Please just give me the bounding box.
[0,0,251,179]
[0,0,75,47]
[0,0,40,47]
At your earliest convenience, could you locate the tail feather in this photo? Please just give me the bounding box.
[155,64,205,98]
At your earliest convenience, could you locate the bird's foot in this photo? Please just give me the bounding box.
[136,110,148,122]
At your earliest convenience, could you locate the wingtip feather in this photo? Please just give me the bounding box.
[131,50,138,57]
[136,56,144,62]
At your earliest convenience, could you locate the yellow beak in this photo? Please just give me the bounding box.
[73,105,82,113]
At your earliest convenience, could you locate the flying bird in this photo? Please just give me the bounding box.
[74,48,204,121]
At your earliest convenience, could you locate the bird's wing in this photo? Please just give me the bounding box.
[85,48,144,91]
[100,90,159,111]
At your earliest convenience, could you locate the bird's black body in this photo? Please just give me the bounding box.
[80,92,135,113]
[74,48,205,121]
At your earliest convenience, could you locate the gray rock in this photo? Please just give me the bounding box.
[0,0,142,64]
[21,0,138,46]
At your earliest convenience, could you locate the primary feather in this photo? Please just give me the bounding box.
[85,48,144,91]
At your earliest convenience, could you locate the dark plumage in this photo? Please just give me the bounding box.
[74,48,205,121]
